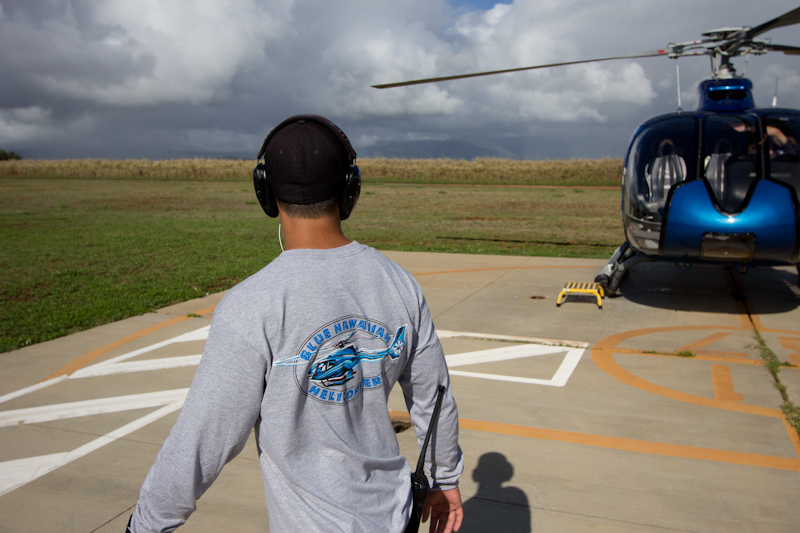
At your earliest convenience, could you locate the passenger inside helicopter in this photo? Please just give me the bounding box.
[763,115,799,204]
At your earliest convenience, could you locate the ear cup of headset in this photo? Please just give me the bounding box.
[252,163,279,218]
[339,166,361,221]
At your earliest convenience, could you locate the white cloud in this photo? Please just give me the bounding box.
[7,106,51,124]
[2,0,284,107]
[0,106,96,146]
[353,133,378,148]
[755,64,800,107]
[355,0,657,126]
[90,0,285,105]
[0,109,54,143]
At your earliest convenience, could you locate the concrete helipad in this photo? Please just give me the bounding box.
[1,252,799,532]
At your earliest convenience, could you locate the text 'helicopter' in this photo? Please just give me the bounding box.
[373,6,800,296]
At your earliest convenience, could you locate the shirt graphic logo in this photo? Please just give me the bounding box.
[274,316,406,404]
[307,325,405,387]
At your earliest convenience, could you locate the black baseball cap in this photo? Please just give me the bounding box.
[257,116,355,204]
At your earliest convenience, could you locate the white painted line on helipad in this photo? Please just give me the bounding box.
[71,355,203,378]
[0,325,589,497]
[446,344,569,367]
[0,401,184,497]
[549,348,584,386]
[449,370,565,385]
[437,329,588,348]
[0,389,189,427]
[90,325,210,368]
[0,375,67,406]
[446,345,584,386]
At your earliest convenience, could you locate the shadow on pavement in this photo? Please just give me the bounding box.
[459,452,531,533]
[617,262,800,314]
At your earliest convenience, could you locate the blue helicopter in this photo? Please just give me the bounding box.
[373,7,800,295]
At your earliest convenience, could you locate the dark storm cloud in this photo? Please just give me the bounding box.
[0,1,154,87]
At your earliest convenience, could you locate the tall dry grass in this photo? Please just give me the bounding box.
[361,157,622,186]
[0,157,623,186]
[0,158,248,181]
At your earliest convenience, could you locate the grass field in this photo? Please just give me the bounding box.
[1,158,623,353]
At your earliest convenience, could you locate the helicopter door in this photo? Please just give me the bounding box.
[624,116,695,253]
[702,115,759,214]
[763,114,800,205]
[626,117,695,217]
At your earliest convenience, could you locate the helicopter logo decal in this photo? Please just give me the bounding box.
[306,325,406,387]
[274,317,406,404]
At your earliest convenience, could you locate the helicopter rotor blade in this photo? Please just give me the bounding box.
[372,50,669,89]
[372,6,800,90]
[765,43,800,56]
[744,6,800,40]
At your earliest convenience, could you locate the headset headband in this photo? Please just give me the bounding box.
[257,114,356,163]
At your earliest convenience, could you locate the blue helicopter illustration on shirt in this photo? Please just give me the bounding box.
[305,325,406,387]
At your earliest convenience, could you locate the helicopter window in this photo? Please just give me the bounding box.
[763,114,799,204]
[707,89,748,102]
[626,117,694,222]
[703,115,758,214]
[645,141,686,204]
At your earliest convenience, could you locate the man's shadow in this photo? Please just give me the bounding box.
[459,452,531,532]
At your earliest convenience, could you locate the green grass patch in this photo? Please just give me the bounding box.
[347,183,620,258]
[1,179,281,353]
[752,330,800,438]
[1,172,622,354]
[783,403,800,434]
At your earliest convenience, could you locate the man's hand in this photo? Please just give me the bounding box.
[422,487,463,533]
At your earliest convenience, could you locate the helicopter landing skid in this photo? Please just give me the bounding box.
[594,242,650,297]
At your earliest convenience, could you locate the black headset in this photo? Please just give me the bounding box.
[252,114,361,220]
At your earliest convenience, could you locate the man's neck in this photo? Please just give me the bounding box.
[279,214,352,250]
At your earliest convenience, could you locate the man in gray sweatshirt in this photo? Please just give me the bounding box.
[129,115,464,533]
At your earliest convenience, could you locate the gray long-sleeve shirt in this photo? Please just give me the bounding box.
[132,242,463,532]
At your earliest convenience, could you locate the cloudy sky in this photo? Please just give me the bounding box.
[1,0,799,160]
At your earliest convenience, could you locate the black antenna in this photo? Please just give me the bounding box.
[772,76,780,107]
[415,385,446,476]
[406,385,446,533]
